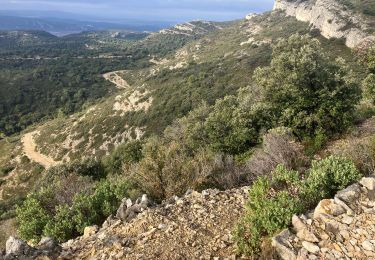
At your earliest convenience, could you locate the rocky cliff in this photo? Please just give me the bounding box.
[273,0,375,48]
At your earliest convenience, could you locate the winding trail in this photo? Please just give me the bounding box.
[22,131,58,169]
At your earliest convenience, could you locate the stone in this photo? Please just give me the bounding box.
[272,229,297,260]
[302,241,320,254]
[341,215,353,225]
[335,184,361,205]
[158,224,167,230]
[83,225,99,238]
[330,204,346,216]
[334,197,353,215]
[296,229,319,243]
[313,199,334,219]
[360,177,375,191]
[325,220,339,235]
[292,215,306,231]
[339,230,350,240]
[38,237,59,250]
[5,236,35,256]
[362,240,375,251]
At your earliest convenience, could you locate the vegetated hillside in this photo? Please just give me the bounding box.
[0,22,220,137]
[0,20,227,247]
[31,11,357,162]
[0,30,57,48]
[1,0,375,256]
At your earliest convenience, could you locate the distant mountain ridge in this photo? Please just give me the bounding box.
[0,15,170,36]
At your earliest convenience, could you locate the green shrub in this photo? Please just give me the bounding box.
[103,140,143,174]
[16,175,136,243]
[254,34,360,139]
[234,165,304,255]
[16,198,51,243]
[302,155,362,206]
[44,205,77,243]
[235,156,361,256]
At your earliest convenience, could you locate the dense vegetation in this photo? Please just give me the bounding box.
[0,27,215,136]
[15,35,371,249]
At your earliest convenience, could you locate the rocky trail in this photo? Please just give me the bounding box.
[59,187,249,260]
[21,131,58,169]
[1,187,250,259]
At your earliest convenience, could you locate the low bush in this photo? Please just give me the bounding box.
[16,175,137,243]
[333,137,375,175]
[246,127,308,178]
[103,140,143,174]
[302,155,362,207]
[235,155,362,256]
[234,165,304,256]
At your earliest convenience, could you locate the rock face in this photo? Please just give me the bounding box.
[2,236,61,260]
[273,0,375,48]
[273,177,375,259]
[59,187,249,259]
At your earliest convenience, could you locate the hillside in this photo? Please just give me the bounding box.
[1,0,375,257]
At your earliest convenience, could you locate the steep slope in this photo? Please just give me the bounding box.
[29,12,313,161]
[274,0,375,48]
[28,10,358,163]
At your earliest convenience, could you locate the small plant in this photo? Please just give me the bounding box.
[234,165,304,255]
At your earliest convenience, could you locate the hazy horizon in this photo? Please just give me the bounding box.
[0,0,274,23]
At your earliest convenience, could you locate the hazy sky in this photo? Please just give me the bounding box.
[0,0,275,22]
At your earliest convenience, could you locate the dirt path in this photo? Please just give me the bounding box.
[22,131,58,169]
[103,71,131,89]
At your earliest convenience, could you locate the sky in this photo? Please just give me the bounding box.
[0,0,275,23]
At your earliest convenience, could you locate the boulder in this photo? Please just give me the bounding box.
[38,237,62,258]
[116,194,152,222]
[5,236,35,256]
[335,184,361,206]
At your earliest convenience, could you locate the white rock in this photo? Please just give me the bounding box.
[360,177,375,191]
[273,0,375,48]
[302,241,320,254]
[362,240,375,251]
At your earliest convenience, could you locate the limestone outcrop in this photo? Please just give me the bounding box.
[273,0,375,48]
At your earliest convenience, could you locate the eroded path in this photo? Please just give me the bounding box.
[22,131,58,169]
[103,71,131,89]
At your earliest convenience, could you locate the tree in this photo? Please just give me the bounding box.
[204,96,259,154]
[363,47,375,103]
[254,34,360,139]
